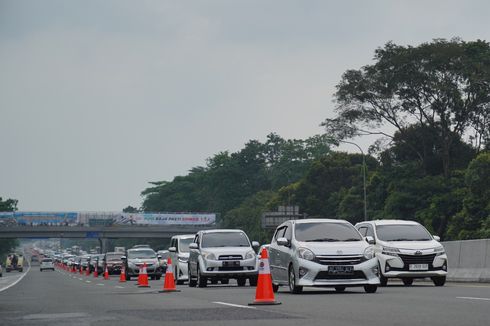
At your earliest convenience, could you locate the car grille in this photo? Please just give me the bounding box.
[315,271,366,280]
[219,255,243,260]
[218,267,244,271]
[315,255,364,266]
[398,254,436,265]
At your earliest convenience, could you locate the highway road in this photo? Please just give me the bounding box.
[1,265,489,326]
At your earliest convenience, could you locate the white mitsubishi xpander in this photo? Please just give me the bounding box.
[355,220,447,286]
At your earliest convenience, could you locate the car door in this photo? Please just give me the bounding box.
[188,234,200,276]
[276,223,294,281]
[269,226,286,282]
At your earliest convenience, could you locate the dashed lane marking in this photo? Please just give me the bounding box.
[0,262,31,293]
[85,280,91,283]
[96,283,105,286]
[213,302,256,309]
[457,297,490,301]
[115,286,125,289]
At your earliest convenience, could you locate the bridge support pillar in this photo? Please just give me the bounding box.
[98,238,109,253]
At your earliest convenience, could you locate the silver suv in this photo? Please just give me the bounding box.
[269,219,380,294]
[188,229,259,287]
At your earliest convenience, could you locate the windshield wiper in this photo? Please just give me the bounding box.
[388,238,412,241]
[343,238,361,241]
[304,238,340,242]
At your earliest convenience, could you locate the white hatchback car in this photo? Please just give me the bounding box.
[168,234,195,284]
[355,220,447,286]
[269,219,380,294]
[40,258,55,271]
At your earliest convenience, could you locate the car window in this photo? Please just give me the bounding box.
[358,226,368,237]
[284,224,292,240]
[179,238,193,252]
[365,225,375,238]
[273,226,286,242]
[127,249,156,259]
[295,222,362,242]
[201,232,250,248]
[376,224,432,241]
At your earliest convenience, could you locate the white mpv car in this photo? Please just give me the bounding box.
[355,220,447,286]
[168,234,195,284]
[269,219,380,294]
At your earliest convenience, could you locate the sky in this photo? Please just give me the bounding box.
[1,0,489,211]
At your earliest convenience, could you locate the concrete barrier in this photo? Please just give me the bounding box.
[442,239,490,282]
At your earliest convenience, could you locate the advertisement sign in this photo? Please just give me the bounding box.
[11,212,78,226]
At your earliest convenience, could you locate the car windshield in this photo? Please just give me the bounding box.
[201,232,250,248]
[295,222,362,242]
[106,254,123,261]
[127,250,156,259]
[376,224,432,241]
[179,238,194,252]
[42,259,52,263]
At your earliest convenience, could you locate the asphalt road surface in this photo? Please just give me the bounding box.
[1,266,489,326]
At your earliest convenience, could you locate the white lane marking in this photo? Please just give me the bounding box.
[23,312,89,320]
[213,302,256,309]
[457,297,490,301]
[115,286,125,289]
[0,262,31,293]
[78,278,83,281]
[96,283,105,286]
[85,281,92,283]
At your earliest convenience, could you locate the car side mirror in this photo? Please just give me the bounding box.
[251,241,260,248]
[168,247,177,253]
[277,237,290,247]
[120,256,126,260]
[189,243,199,250]
[433,235,441,242]
[157,255,162,259]
[365,236,375,245]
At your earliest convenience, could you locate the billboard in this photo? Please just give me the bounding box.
[11,212,78,226]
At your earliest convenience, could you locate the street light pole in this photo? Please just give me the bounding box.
[338,140,368,221]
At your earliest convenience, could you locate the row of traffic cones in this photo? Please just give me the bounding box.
[54,249,279,305]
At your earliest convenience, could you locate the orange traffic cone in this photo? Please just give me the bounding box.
[249,248,281,305]
[159,257,180,293]
[93,266,98,278]
[104,265,109,280]
[80,266,83,275]
[119,265,126,283]
[86,266,90,276]
[137,263,150,287]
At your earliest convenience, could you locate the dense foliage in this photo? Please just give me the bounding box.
[0,197,19,261]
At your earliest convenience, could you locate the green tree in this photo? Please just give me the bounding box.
[324,38,490,178]
[0,197,19,262]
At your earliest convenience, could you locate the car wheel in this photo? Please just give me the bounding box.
[237,278,246,287]
[379,273,388,286]
[288,265,303,294]
[335,286,346,293]
[188,263,197,287]
[431,276,446,287]
[40,269,43,272]
[249,276,258,287]
[402,278,413,286]
[272,283,279,293]
[197,265,207,287]
[364,285,377,293]
[220,279,229,285]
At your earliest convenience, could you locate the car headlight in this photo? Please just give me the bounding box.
[178,256,188,263]
[245,251,255,260]
[203,252,216,260]
[382,246,400,257]
[434,246,445,256]
[298,248,315,261]
[363,246,375,260]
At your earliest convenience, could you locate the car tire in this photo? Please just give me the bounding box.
[249,276,258,287]
[197,265,207,288]
[40,269,43,272]
[364,285,377,293]
[288,265,303,294]
[431,276,446,287]
[379,273,388,286]
[237,278,246,287]
[272,283,279,293]
[402,278,413,286]
[220,279,229,285]
[156,275,161,280]
[335,286,346,293]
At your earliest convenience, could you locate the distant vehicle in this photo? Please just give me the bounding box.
[355,220,448,287]
[40,258,55,271]
[122,247,163,281]
[188,229,259,287]
[31,255,39,263]
[80,255,91,270]
[6,253,24,272]
[168,234,195,284]
[89,254,105,274]
[269,219,380,294]
[114,247,125,253]
[132,245,150,249]
[103,252,124,275]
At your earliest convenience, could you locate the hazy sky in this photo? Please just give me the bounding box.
[1,0,489,211]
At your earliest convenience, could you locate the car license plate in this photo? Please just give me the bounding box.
[409,264,428,271]
[222,261,240,267]
[328,265,354,275]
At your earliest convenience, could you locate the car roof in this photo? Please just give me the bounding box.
[127,247,155,251]
[358,219,421,226]
[291,218,352,225]
[200,229,245,234]
[171,234,195,239]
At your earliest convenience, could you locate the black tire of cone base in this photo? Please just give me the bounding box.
[272,283,279,293]
[364,285,377,293]
[432,276,446,286]
[237,278,246,286]
[335,286,346,292]
[402,278,414,286]
[197,266,207,287]
[288,265,303,294]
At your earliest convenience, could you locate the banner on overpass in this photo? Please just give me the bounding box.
[10,212,78,226]
[121,213,216,225]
